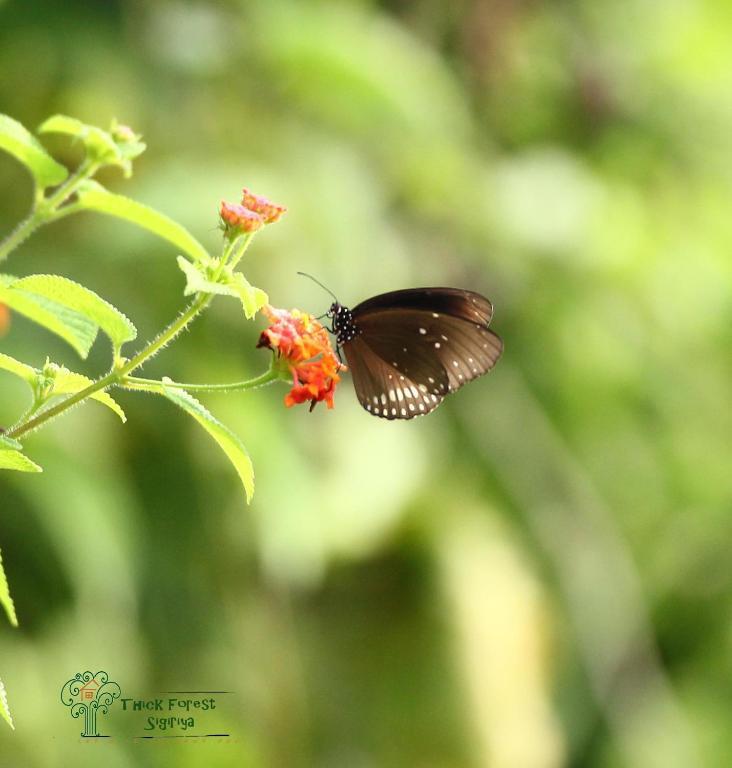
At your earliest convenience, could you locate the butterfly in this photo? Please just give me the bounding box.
[301,275,503,420]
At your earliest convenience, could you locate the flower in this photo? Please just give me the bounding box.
[0,303,9,336]
[241,188,287,224]
[283,357,340,410]
[220,201,264,235]
[258,305,344,411]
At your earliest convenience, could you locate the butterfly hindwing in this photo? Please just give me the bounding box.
[342,336,444,420]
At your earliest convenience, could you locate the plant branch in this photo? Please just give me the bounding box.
[122,366,282,394]
[6,294,212,439]
[0,160,99,263]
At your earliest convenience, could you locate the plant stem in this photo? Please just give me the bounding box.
[6,295,211,440]
[0,161,99,263]
[119,295,208,375]
[227,232,255,270]
[122,367,281,393]
[0,212,43,263]
[43,161,97,211]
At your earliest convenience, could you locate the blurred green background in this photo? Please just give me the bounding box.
[1,0,731,766]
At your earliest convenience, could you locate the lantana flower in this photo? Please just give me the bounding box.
[241,188,287,223]
[220,188,287,239]
[220,201,264,236]
[257,305,343,411]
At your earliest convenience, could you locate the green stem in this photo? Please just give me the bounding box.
[122,367,281,393]
[6,295,211,440]
[227,232,256,270]
[43,160,98,211]
[119,295,209,375]
[0,211,43,263]
[0,161,99,263]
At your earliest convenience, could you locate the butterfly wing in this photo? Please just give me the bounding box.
[342,335,446,420]
[353,287,493,326]
[343,288,502,420]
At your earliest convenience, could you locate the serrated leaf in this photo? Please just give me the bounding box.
[0,450,42,473]
[0,435,22,451]
[0,351,36,384]
[0,278,98,358]
[176,256,236,297]
[49,366,126,422]
[176,258,268,318]
[38,114,121,166]
[161,381,255,503]
[0,114,68,189]
[11,274,136,353]
[77,181,209,263]
[0,548,18,628]
[229,273,268,319]
[0,677,14,730]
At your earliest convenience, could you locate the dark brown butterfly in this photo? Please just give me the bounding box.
[303,276,503,420]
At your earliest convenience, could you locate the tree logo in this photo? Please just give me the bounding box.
[60,670,121,737]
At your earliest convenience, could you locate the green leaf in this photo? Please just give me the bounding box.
[0,677,14,730]
[0,351,36,384]
[229,273,269,319]
[177,256,233,296]
[177,258,268,318]
[0,276,98,358]
[48,365,126,422]
[0,449,42,473]
[77,181,209,263]
[39,115,146,177]
[160,380,255,503]
[11,274,136,353]
[38,114,121,165]
[0,114,68,189]
[0,548,18,627]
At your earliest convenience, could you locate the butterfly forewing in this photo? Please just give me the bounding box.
[338,287,502,420]
[353,288,493,326]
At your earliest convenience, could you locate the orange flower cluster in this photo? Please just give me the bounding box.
[220,188,287,237]
[220,201,264,234]
[0,303,9,337]
[241,188,287,224]
[257,306,343,411]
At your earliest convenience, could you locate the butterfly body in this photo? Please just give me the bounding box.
[326,288,502,420]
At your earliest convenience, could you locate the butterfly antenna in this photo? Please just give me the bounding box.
[296,271,339,303]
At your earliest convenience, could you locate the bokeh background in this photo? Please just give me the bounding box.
[1,0,731,766]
